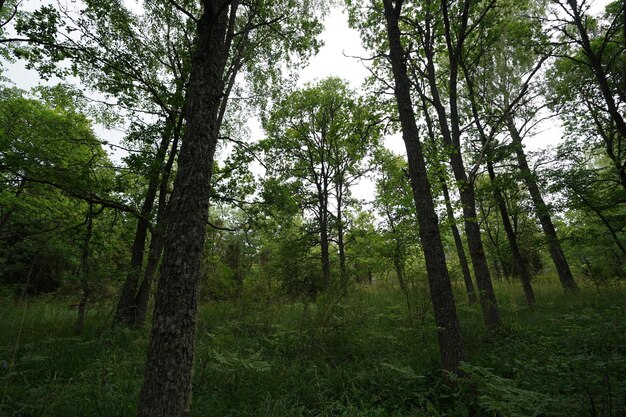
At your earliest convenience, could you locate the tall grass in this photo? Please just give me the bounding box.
[1,279,625,416]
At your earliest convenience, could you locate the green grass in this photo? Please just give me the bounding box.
[1,279,625,416]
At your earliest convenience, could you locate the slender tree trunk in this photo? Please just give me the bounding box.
[383,0,465,376]
[440,172,477,304]
[422,2,501,328]
[115,118,175,326]
[419,83,476,304]
[463,69,534,305]
[508,118,579,292]
[137,2,232,415]
[75,203,93,335]
[132,118,181,327]
[320,209,331,292]
[336,189,347,294]
[486,161,535,305]
[567,0,626,143]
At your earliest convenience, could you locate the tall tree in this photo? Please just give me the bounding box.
[551,0,626,189]
[373,0,466,376]
[136,0,322,414]
[261,77,379,294]
[401,0,502,327]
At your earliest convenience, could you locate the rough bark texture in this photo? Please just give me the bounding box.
[136,2,231,416]
[486,161,535,305]
[383,0,465,376]
[508,118,579,292]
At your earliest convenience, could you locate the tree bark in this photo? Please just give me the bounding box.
[383,0,465,376]
[422,0,501,328]
[441,180,477,304]
[418,82,477,305]
[508,118,579,292]
[462,67,535,305]
[114,119,174,326]
[136,2,232,416]
[486,161,535,305]
[133,128,181,328]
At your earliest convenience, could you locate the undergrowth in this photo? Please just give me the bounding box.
[0,280,625,416]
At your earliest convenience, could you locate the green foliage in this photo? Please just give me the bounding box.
[0,86,130,297]
[2,282,626,416]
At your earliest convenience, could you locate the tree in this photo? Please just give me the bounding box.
[0,86,124,329]
[373,150,417,295]
[550,0,626,189]
[13,0,193,326]
[261,77,380,294]
[136,0,322,414]
[350,0,467,376]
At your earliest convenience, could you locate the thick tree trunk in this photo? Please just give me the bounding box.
[115,118,174,326]
[136,2,231,416]
[383,0,465,376]
[508,118,579,292]
[486,161,535,305]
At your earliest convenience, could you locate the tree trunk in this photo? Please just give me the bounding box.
[336,189,347,294]
[136,2,232,416]
[422,2,501,329]
[132,115,181,327]
[419,81,476,305]
[75,203,93,335]
[320,209,331,292]
[383,0,465,377]
[115,117,175,326]
[463,68,534,305]
[486,161,535,305]
[440,172,477,304]
[508,118,579,292]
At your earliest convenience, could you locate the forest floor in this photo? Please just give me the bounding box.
[0,279,625,416]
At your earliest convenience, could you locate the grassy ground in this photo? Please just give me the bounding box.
[0,279,625,416]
